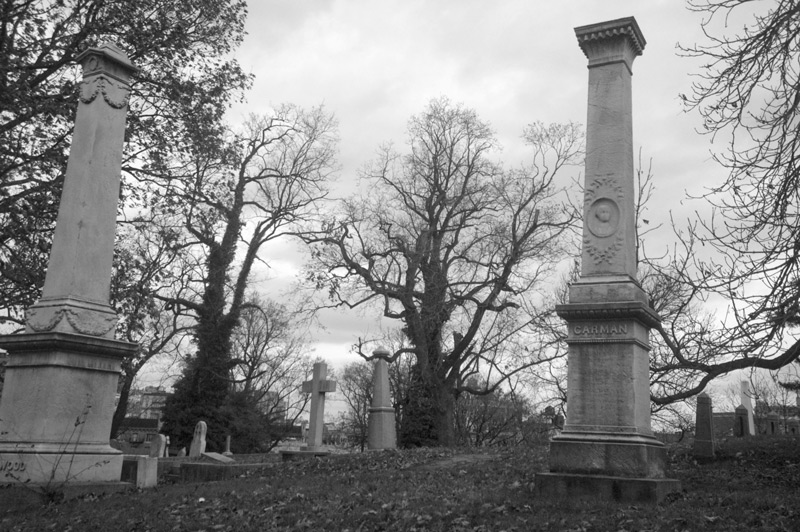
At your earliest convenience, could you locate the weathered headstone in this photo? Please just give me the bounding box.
[368,348,397,450]
[766,411,780,435]
[534,17,680,503]
[189,421,207,458]
[734,405,749,437]
[740,381,756,435]
[177,447,187,457]
[0,43,138,484]
[149,434,167,458]
[223,435,233,457]
[693,393,715,458]
[302,362,336,452]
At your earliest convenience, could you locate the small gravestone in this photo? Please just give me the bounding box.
[693,393,714,458]
[368,348,397,450]
[734,405,749,437]
[149,434,167,458]
[223,435,233,457]
[189,421,207,458]
[766,411,780,435]
[177,447,187,457]
[740,381,756,435]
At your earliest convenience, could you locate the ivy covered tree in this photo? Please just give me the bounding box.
[158,107,338,451]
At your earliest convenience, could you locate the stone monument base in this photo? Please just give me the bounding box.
[534,472,681,503]
[548,433,669,477]
[537,433,681,503]
[0,332,135,486]
[368,406,397,450]
[0,446,122,485]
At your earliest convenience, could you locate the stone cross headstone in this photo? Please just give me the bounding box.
[301,362,336,451]
[693,393,715,458]
[368,348,397,450]
[189,421,207,458]
[149,434,167,458]
[0,43,138,484]
[740,381,756,435]
[535,17,680,503]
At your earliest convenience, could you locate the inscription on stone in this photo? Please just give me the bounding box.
[572,323,628,336]
[1,460,27,472]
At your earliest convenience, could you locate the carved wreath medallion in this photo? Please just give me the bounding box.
[583,176,625,265]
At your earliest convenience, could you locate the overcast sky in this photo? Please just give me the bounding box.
[227,1,727,373]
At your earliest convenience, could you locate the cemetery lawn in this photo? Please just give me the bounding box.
[2,436,799,531]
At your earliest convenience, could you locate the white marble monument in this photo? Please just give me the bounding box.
[0,43,138,485]
[534,17,680,502]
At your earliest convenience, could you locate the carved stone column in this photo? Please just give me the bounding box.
[534,18,680,502]
[0,44,138,485]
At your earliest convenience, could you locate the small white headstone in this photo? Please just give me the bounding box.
[189,421,207,458]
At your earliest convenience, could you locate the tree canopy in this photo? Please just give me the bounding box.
[305,97,581,445]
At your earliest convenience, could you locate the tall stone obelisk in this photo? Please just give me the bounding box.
[534,18,680,502]
[0,43,138,484]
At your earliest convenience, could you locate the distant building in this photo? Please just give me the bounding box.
[115,386,171,454]
[115,417,160,454]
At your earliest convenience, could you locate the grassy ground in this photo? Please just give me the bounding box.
[1,435,798,531]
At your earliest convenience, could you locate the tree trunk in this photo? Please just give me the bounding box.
[110,369,134,439]
[399,365,456,447]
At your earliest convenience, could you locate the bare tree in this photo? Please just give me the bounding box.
[304,97,581,446]
[336,360,373,451]
[227,295,311,452]
[644,0,800,403]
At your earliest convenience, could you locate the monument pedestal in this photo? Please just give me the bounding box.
[0,332,137,484]
[536,281,680,502]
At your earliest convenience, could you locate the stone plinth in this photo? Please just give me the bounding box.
[368,351,397,450]
[534,17,679,503]
[0,333,136,484]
